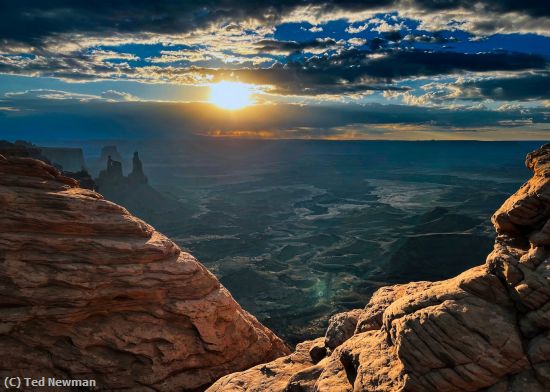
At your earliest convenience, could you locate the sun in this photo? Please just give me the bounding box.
[209,81,254,110]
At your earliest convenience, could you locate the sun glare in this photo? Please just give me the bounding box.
[209,81,254,110]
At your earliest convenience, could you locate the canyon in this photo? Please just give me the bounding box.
[0,144,548,391]
[209,144,550,391]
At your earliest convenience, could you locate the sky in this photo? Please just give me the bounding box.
[0,1,549,141]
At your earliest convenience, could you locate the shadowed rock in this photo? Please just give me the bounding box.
[208,144,550,391]
[0,154,289,391]
[96,145,125,172]
[128,151,148,185]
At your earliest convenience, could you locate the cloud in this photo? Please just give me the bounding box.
[458,73,550,101]
[146,49,213,63]
[396,72,550,106]
[0,1,548,54]
[497,118,534,127]
[403,33,458,44]
[5,89,102,102]
[348,38,367,46]
[308,26,324,33]
[369,17,407,34]
[89,50,139,62]
[212,50,548,95]
[253,38,341,54]
[100,90,139,102]
[0,106,19,112]
[346,23,370,34]
[4,89,139,103]
[358,51,547,79]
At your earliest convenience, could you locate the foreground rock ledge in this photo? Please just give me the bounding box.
[209,144,550,392]
[0,154,289,391]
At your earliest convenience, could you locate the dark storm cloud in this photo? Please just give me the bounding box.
[413,0,549,18]
[0,1,547,48]
[215,50,548,95]
[362,51,548,78]
[0,52,135,82]
[0,1,388,46]
[254,38,338,54]
[459,73,550,101]
[383,31,403,43]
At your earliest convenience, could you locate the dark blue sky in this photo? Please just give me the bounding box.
[0,1,548,140]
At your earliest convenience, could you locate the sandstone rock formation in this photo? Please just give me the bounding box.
[95,145,125,173]
[0,154,288,391]
[128,151,148,185]
[92,148,190,228]
[209,144,550,391]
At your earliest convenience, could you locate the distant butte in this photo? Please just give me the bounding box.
[93,148,188,226]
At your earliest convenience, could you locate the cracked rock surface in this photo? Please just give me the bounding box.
[0,154,289,391]
[208,144,550,392]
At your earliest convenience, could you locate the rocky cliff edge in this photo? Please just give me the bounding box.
[0,154,289,391]
[208,144,550,392]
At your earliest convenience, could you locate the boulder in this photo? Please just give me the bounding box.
[324,309,363,350]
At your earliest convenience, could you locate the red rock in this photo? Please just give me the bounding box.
[0,154,289,391]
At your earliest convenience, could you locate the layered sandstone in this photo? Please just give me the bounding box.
[209,144,550,392]
[0,154,288,391]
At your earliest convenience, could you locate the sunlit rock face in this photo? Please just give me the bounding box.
[208,144,550,392]
[0,154,289,391]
